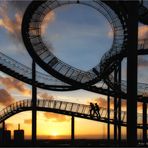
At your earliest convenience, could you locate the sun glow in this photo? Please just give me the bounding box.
[51,131,58,137]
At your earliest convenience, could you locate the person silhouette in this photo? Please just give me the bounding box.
[94,103,101,118]
[90,103,95,117]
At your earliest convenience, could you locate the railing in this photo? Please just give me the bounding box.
[0,50,120,94]
[138,39,148,50]
[0,51,70,87]
[1,46,148,96]
[0,99,147,127]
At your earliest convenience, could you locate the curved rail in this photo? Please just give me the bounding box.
[0,51,76,91]
[0,50,125,99]
[0,50,111,94]
[0,99,147,129]
[1,39,148,96]
[22,0,128,86]
[0,49,148,102]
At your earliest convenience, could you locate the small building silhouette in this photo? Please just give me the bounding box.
[0,122,11,143]
[4,130,11,143]
[14,124,24,143]
[0,127,3,143]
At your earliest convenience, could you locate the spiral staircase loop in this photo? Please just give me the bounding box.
[22,0,128,87]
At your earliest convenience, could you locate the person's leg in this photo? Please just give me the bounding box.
[90,109,91,115]
[90,109,93,116]
[96,110,99,116]
[99,111,101,118]
[92,109,96,116]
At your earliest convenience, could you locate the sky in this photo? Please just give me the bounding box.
[0,0,148,140]
[42,4,113,71]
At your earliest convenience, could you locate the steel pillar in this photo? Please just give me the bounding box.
[143,101,147,145]
[32,61,37,143]
[107,86,110,143]
[71,115,75,145]
[114,67,118,144]
[126,1,138,146]
[2,121,5,144]
[118,62,121,145]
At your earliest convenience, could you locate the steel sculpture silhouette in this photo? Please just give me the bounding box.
[0,0,147,146]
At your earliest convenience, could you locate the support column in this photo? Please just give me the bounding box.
[32,61,37,144]
[143,101,147,146]
[107,86,110,143]
[126,1,138,146]
[114,67,118,144]
[71,115,75,145]
[1,121,5,144]
[118,62,121,145]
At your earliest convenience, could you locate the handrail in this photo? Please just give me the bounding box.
[0,99,147,129]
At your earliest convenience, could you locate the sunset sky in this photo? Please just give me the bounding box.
[0,0,147,140]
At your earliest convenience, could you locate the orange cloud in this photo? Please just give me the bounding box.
[5,123,14,130]
[0,89,15,106]
[24,111,70,124]
[44,112,70,122]
[0,2,22,40]
[39,92,54,100]
[138,25,148,39]
[87,97,109,108]
[91,97,142,112]
[0,1,55,42]
[24,119,32,124]
[107,25,148,39]
[0,76,31,96]
[94,97,108,108]
[108,30,113,38]
[0,12,21,34]
[41,11,55,35]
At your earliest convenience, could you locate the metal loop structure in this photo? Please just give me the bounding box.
[0,45,148,100]
[0,39,148,96]
[22,0,128,86]
[0,1,147,145]
[0,99,147,129]
[138,1,148,25]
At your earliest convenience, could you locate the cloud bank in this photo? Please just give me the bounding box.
[0,76,31,96]
[0,89,15,106]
